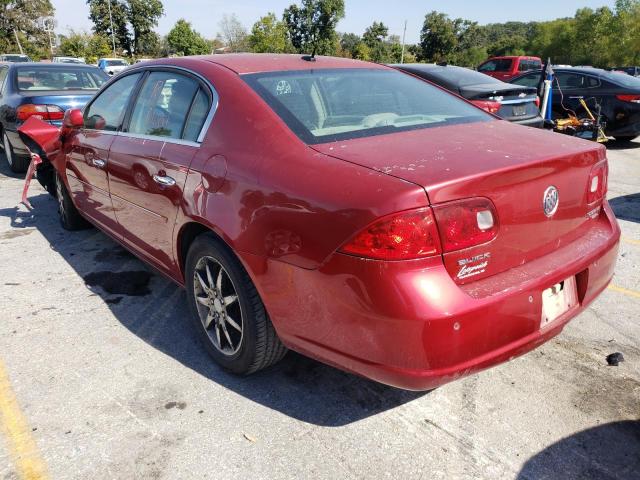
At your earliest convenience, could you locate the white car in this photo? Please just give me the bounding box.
[97,58,129,76]
[52,56,85,64]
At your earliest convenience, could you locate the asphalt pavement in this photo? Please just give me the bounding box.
[0,138,638,480]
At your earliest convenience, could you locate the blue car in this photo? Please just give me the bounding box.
[0,62,108,173]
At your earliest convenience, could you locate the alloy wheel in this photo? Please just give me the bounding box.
[193,256,243,356]
[2,132,13,167]
[56,175,66,220]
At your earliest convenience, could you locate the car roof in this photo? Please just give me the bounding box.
[185,53,382,75]
[6,62,99,69]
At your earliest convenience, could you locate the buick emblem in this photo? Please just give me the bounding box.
[543,186,559,217]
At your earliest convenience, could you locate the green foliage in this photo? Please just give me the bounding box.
[418,11,485,67]
[249,13,292,53]
[414,2,640,68]
[166,18,210,56]
[58,30,111,63]
[0,0,54,58]
[283,0,345,55]
[362,21,389,62]
[218,14,249,52]
[86,0,164,55]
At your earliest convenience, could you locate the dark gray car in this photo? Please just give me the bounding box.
[390,63,543,128]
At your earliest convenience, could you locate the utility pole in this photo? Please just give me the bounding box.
[400,20,407,64]
[107,0,117,56]
[13,29,24,54]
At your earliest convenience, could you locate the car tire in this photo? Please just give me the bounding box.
[55,172,89,230]
[185,233,287,375]
[3,131,30,173]
[614,135,638,142]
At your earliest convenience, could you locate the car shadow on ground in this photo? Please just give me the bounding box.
[609,193,640,223]
[0,186,426,427]
[517,420,640,479]
[606,138,640,150]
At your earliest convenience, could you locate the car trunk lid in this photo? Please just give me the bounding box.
[312,121,606,284]
[461,83,540,122]
[19,91,96,125]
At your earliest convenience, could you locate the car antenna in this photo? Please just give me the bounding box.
[302,44,317,62]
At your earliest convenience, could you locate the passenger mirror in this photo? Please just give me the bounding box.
[63,108,84,128]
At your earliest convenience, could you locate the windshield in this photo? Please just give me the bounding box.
[16,67,108,91]
[605,70,640,88]
[106,60,128,67]
[478,59,513,72]
[244,69,491,144]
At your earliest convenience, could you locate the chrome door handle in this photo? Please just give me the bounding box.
[92,158,106,168]
[152,174,176,187]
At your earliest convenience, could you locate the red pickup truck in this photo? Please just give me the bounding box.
[478,56,542,81]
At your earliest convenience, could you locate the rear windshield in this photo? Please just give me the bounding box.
[106,60,128,67]
[244,68,491,144]
[16,67,107,91]
[426,66,504,87]
[605,70,640,88]
[478,59,513,72]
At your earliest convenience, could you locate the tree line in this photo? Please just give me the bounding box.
[1,0,639,68]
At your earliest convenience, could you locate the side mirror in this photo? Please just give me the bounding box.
[63,108,84,128]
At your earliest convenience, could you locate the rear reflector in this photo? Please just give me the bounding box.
[339,208,441,260]
[587,161,608,205]
[471,100,501,114]
[16,104,65,122]
[616,94,640,103]
[432,198,499,253]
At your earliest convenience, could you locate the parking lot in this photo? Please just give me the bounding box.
[0,140,638,479]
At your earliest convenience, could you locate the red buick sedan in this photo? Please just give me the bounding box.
[19,54,620,390]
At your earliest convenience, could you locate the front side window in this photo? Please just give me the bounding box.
[555,73,585,89]
[244,69,491,144]
[478,59,513,72]
[16,67,107,91]
[84,73,141,131]
[127,71,207,140]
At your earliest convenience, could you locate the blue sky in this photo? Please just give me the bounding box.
[51,0,617,44]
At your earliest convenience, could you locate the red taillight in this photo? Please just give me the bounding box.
[471,100,502,114]
[339,208,441,260]
[432,198,499,253]
[16,104,65,122]
[587,161,608,205]
[535,96,541,108]
[616,94,640,103]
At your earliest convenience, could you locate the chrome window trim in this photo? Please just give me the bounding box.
[115,131,200,148]
[82,63,219,147]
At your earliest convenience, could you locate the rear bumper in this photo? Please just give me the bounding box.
[510,115,544,128]
[247,202,620,390]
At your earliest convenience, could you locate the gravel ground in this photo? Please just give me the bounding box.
[0,138,638,480]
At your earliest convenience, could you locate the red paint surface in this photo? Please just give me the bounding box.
[18,55,620,390]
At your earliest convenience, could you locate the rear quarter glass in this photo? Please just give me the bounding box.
[242,68,491,144]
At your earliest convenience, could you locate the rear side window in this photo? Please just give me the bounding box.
[0,67,8,93]
[555,73,599,89]
[183,88,210,141]
[127,71,204,140]
[518,59,541,72]
[244,68,490,144]
[478,59,513,72]
[84,73,141,131]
